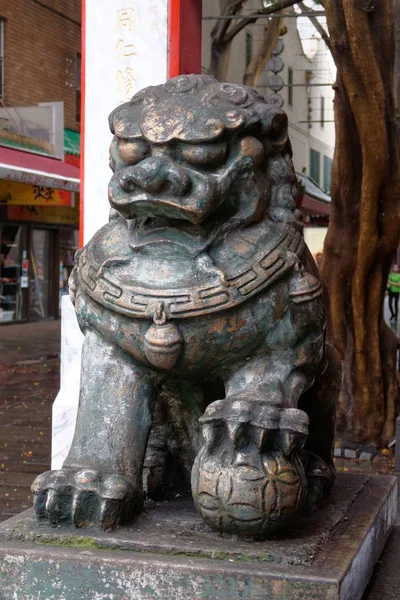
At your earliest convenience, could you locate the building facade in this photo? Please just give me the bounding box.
[202,1,335,255]
[0,0,81,324]
[0,0,81,130]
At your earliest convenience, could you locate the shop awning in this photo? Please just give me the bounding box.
[0,146,80,192]
[296,172,331,217]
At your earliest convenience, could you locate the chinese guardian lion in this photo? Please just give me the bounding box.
[32,75,341,538]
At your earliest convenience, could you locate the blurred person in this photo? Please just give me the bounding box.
[387,264,400,321]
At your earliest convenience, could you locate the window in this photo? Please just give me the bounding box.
[324,156,333,192]
[245,32,252,67]
[320,96,325,128]
[310,149,321,185]
[288,67,293,107]
[76,53,81,123]
[0,20,4,98]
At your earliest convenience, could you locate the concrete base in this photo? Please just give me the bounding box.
[0,473,396,600]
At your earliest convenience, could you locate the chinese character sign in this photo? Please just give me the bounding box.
[83,0,168,243]
[0,180,72,206]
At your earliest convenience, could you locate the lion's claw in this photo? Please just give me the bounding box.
[31,469,142,531]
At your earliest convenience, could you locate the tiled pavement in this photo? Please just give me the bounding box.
[0,319,61,364]
[0,320,60,523]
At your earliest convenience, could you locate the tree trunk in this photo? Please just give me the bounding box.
[209,38,235,82]
[321,0,400,445]
[243,19,284,87]
[209,0,246,81]
[394,0,400,125]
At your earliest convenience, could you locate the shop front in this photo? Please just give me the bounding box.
[0,211,79,324]
[0,149,80,324]
[296,171,331,259]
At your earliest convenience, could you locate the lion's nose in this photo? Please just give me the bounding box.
[118,158,191,196]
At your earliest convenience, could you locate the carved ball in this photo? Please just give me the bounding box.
[192,452,307,538]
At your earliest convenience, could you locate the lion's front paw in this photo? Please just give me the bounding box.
[31,469,143,531]
[192,397,309,538]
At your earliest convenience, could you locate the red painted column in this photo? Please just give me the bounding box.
[79,0,86,248]
[168,0,202,78]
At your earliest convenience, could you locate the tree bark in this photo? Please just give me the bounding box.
[321,0,400,445]
[394,0,400,125]
[209,0,246,81]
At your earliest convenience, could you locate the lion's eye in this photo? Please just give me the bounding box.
[179,141,228,168]
[118,138,150,165]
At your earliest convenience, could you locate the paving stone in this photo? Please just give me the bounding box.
[344,448,358,459]
[360,452,374,461]
[0,344,58,522]
[364,446,378,460]
[0,320,60,363]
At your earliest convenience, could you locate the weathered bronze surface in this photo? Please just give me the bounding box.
[32,75,342,538]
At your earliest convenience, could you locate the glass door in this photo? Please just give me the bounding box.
[0,224,25,322]
[29,228,51,320]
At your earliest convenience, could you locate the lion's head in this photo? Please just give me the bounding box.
[108,74,300,256]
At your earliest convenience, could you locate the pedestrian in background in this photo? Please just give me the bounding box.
[387,264,400,321]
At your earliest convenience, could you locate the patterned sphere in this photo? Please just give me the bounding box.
[192,452,307,538]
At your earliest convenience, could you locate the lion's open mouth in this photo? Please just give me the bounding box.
[128,216,209,255]
[137,216,201,234]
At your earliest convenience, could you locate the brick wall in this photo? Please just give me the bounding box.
[0,0,81,131]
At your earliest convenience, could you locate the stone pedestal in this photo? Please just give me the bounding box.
[0,474,396,600]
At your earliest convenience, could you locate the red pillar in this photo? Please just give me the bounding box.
[168,0,202,78]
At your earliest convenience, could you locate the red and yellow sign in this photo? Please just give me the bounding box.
[7,204,79,226]
[0,180,73,206]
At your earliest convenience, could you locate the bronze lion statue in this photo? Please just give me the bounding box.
[32,75,341,538]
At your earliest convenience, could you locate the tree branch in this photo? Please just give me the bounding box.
[223,0,299,43]
[243,19,285,87]
[212,0,248,44]
[298,2,331,50]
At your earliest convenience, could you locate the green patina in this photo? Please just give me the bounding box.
[32,535,106,551]
[30,534,277,563]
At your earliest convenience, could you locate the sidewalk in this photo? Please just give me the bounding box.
[0,319,399,598]
[0,319,61,363]
[0,320,61,523]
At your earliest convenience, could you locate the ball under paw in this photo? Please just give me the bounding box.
[192,452,307,538]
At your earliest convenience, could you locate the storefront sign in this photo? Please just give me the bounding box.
[83,0,168,243]
[7,204,79,226]
[0,180,73,206]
